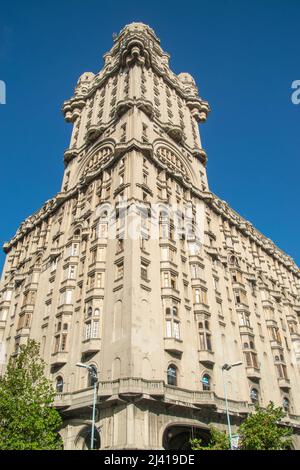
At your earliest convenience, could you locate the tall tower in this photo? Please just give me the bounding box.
[1,23,300,450]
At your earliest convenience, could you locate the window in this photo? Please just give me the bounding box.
[65,289,73,304]
[250,388,259,403]
[54,328,68,354]
[165,306,180,339]
[244,351,258,368]
[120,123,126,143]
[198,320,212,351]
[68,265,76,279]
[88,365,98,387]
[173,321,180,339]
[0,308,8,321]
[268,326,282,344]
[238,312,251,327]
[274,357,288,380]
[167,365,177,386]
[71,243,79,256]
[87,306,93,317]
[56,376,64,393]
[283,397,290,412]
[97,223,108,239]
[61,333,67,351]
[191,264,197,279]
[141,261,148,280]
[85,316,100,339]
[194,288,207,305]
[162,271,177,289]
[115,261,124,280]
[117,239,124,253]
[213,277,219,291]
[163,272,169,287]
[202,374,211,391]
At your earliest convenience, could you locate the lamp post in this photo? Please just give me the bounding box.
[221,361,242,450]
[76,362,98,450]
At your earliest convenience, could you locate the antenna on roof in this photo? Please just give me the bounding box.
[112,33,117,39]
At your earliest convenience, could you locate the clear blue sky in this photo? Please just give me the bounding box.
[0,0,299,271]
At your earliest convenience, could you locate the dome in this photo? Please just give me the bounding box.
[77,72,95,85]
[178,72,196,86]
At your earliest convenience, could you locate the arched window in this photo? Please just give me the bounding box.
[229,255,238,266]
[94,308,100,316]
[283,397,290,412]
[172,306,178,316]
[87,306,93,317]
[202,374,211,391]
[167,365,177,386]
[56,376,64,393]
[250,388,259,403]
[88,365,98,387]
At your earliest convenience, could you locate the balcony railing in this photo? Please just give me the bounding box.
[53,378,255,416]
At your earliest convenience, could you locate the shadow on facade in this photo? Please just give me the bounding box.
[163,425,211,450]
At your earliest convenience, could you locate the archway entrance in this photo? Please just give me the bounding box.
[163,425,211,450]
[75,425,101,450]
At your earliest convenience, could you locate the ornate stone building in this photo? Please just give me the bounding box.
[1,22,300,449]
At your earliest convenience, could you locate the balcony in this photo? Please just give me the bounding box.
[164,338,183,355]
[64,148,79,164]
[204,245,219,258]
[265,318,278,328]
[246,367,261,380]
[278,378,291,390]
[51,351,68,366]
[161,287,180,301]
[193,302,210,314]
[56,304,73,315]
[270,339,283,349]
[54,378,298,421]
[15,327,30,337]
[290,332,300,342]
[244,272,256,282]
[50,247,62,257]
[239,325,254,335]
[198,350,215,366]
[14,273,25,284]
[162,123,184,144]
[81,338,101,356]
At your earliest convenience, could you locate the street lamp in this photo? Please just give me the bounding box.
[221,361,242,450]
[76,362,98,450]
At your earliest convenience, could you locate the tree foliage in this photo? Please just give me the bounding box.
[191,402,293,451]
[239,402,293,450]
[0,340,63,450]
[190,426,230,450]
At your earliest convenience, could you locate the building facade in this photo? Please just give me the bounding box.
[1,22,300,449]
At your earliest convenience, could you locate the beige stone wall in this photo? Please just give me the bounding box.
[0,22,300,449]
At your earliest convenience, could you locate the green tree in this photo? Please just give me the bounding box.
[0,340,63,450]
[239,402,293,450]
[190,426,230,450]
